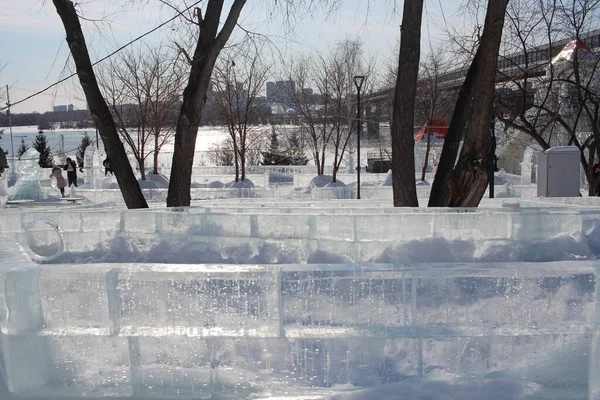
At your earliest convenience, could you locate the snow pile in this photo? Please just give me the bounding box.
[138,179,158,189]
[225,179,255,188]
[326,379,545,400]
[144,173,169,188]
[324,180,346,188]
[381,173,392,186]
[310,175,336,188]
[49,227,599,265]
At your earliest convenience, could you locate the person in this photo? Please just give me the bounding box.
[63,157,78,188]
[103,158,113,176]
[49,167,67,197]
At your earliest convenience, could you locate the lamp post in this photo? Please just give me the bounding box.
[353,75,365,200]
[490,118,497,199]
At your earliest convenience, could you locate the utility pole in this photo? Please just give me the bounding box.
[6,85,14,158]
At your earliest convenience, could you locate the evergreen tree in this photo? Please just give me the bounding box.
[17,138,29,159]
[33,132,53,168]
[262,127,281,165]
[285,131,308,165]
[269,127,279,154]
[76,132,93,168]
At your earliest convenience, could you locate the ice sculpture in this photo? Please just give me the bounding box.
[7,148,60,202]
[82,145,104,188]
[0,173,7,197]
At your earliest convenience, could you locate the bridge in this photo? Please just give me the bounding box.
[361,29,600,134]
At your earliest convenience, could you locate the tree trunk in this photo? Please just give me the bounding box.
[167,0,246,207]
[139,160,146,181]
[234,142,240,182]
[428,0,508,207]
[391,0,424,207]
[53,0,148,209]
[153,133,159,175]
[421,120,432,182]
[332,138,339,182]
[240,149,246,181]
[314,149,322,176]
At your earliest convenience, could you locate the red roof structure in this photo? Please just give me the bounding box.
[414,120,449,143]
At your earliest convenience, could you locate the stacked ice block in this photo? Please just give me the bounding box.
[0,254,596,398]
[0,202,599,398]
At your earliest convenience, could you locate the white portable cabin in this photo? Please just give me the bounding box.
[537,146,580,197]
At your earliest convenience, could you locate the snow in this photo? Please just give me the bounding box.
[308,175,347,189]
[381,173,392,186]
[225,178,255,188]
[544,145,580,153]
[144,172,169,188]
[324,179,346,188]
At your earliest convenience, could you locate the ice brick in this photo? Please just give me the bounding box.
[38,267,111,335]
[117,268,280,337]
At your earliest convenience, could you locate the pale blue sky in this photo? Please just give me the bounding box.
[1,0,462,113]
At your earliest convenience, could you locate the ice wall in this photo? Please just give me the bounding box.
[0,256,596,398]
[0,205,597,264]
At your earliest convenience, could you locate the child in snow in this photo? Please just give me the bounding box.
[50,167,67,197]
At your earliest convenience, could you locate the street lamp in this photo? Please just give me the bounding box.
[489,118,497,199]
[353,75,365,200]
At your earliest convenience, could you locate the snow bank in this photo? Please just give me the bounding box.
[310,175,335,188]
[381,173,392,186]
[225,179,255,188]
[48,230,599,265]
[145,173,169,188]
[324,180,346,188]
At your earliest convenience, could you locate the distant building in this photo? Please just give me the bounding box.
[53,104,74,113]
[266,81,295,104]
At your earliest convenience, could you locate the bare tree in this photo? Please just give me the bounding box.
[147,47,185,176]
[429,0,510,207]
[391,0,424,207]
[283,56,334,176]
[52,0,148,209]
[100,45,184,180]
[209,138,235,166]
[52,0,366,206]
[495,0,600,195]
[326,40,374,183]
[212,43,270,182]
[416,50,455,182]
[283,41,373,181]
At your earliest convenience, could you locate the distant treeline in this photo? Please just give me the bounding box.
[0,100,285,130]
[0,110,93,128]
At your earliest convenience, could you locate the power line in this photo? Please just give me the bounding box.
[1,0,202,112]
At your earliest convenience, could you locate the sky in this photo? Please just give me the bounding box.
[1,0,462,114]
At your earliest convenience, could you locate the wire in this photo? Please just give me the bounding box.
[1,0,202,112]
